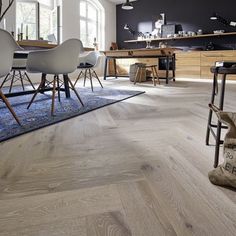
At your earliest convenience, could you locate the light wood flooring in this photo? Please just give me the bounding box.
[0,77,236,236]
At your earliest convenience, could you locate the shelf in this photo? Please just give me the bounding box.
[124,32,236,43]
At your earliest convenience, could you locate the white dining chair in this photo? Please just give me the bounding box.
[74,50,104,92]
[0,29,21,125]
[0,57,35,93]
[26,39,84,116]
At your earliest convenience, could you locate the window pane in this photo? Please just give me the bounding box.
[40,6,51,40]
[16,2,37,39]
[80,20,87,45]
[87,21,97,46]
[87,5,97,21]
[80,1,86,18]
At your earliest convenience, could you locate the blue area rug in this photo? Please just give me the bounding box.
[0,87,144,142]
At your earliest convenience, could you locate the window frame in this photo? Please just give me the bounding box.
[16,0,40,40]
[79,0,104,49]
[16,0,59,41]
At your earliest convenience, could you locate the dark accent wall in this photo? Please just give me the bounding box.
[116,0,236,50]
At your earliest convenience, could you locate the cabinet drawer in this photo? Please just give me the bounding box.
[175,51,201,58]
[176,57,200,66]
[176,66,200,78]
[201,57,222,66]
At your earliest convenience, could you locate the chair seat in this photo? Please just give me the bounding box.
[211,66,236,75]
[77,63,93,69]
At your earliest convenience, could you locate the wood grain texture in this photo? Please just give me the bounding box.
[0,77,236,235]
[86,211,132,236]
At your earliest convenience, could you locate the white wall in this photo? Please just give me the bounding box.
[1,0,117,50]
[62,0,116,50]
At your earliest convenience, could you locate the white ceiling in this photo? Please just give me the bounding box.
[108,0,136,5]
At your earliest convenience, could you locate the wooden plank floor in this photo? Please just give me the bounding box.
[0,77,236,236]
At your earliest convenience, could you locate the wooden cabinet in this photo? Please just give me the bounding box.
[175,50,236,80]
[175,52,201,78]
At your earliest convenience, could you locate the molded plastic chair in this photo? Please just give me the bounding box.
[0,57,35,93]
[0,29,21,125]
[74,51,104,92]
[26,39,84,116]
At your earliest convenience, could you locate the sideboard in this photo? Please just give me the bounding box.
[175,50,236,79]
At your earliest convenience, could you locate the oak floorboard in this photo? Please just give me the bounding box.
[86,211,132,236]
[0,78,236,235]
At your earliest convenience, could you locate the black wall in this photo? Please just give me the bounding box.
[116,0,236,50]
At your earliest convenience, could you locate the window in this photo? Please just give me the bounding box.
[16,1,38,39]
[79,0,104,49]
[16,0,60,41]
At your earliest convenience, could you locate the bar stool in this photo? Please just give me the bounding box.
[134,64,160,86]
[206,65,236,168]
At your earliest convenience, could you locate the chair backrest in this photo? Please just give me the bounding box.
[0,29,18,77]
[27,39,84,74]
[84,51,102,67]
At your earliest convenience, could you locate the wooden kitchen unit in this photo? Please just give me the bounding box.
[175,50,236,80]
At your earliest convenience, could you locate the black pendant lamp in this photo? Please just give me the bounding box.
[122,0,133,10]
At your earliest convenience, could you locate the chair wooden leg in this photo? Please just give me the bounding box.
[27,76,46,109]
[9,70,15,93]
[92,70,103,88]
[51,76,57,116]
[57,75,61,102]
[0,90,21,125]
[134,67,140,85]
[74,70,83,87]
[154,66,160,85]
[151,67,156,86]
[139,68,142,83]
[66,75,84,107]
[25,72,35,90]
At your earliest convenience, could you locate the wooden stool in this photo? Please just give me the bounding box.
[134,64,160,86]
[206,65,236,168]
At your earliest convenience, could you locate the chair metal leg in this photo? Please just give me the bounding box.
[51,76,57,116]
[88,69,94,92]
[19,71,25,91]
[84,69,87,87]
[9,70,15,93]
[206,72,218,145]
[92,70,103,88]
[0,90,21,125]
[214,74,226,168]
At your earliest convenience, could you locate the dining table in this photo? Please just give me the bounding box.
[4,50,71,99]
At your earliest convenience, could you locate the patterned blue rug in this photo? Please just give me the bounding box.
[0,87,144,142]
